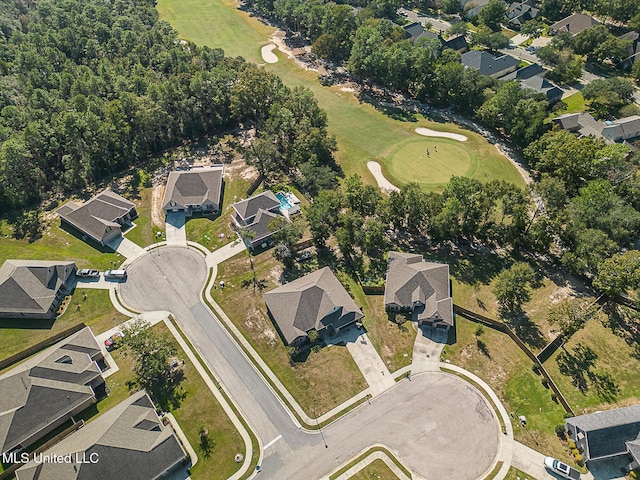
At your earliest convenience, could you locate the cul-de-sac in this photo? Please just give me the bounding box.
[1,0,640,479]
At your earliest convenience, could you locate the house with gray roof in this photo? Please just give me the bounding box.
[15,390,186,480]
[0,327,105,455]
[553,112,640,143]
[384,252,453,330]
[618,31,639,70]
[461,50,520,78]
[161,165,224,217]
[57,190,137,246]
[263,267,364,346]
[502,63,546,81]
[403,23,469,52]
[549,13,600,36]
[462,0,490,19]
[231,190,287,249]
[519,75,563,104]
[507,0,539,29]
[565,404,640,469]
[0,260,76,320]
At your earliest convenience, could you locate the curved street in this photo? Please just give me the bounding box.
[119,246,500,479]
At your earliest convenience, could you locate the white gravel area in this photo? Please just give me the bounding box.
[415,127,468,142]
[367,161,399,193]
[261,44,278,63]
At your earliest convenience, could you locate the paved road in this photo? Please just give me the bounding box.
[119,246,500,479]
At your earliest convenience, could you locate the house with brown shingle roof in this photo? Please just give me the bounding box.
[384,252,453,330]
[0,260,76,320]
[549,13,600,36]
[263,267,364,346]
[0,327,105,456]
[161,165,224,217]
[57,190,137,246]
[15,390,186,480]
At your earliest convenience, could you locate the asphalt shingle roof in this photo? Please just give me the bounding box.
[232,191,280,221]
[0,260,75,318]
[263,267,364,344]
[15,391,186,480]
[550,13,600,35]
[461,50,519,77]
[161,166,224,211]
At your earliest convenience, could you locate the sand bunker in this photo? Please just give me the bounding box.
[415,127,467,142]
[367,161,399,193]
[261,44,278,63]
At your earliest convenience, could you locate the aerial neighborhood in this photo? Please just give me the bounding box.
[1,0,640,479]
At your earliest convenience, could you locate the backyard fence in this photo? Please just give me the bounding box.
[453,305,575,416]
[245,175,263,196]
[0,323,87,372]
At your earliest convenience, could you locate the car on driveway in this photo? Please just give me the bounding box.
[105,332,125,351]
[544,457,580,479]
[76,268,100,278]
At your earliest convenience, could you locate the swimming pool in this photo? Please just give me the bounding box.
[275,192,293,210]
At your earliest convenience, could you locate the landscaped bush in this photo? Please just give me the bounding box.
[567,440,576,449]
[532,364,540,374]
[555,424,566,437]
[541,377,549,388]
[574,453,583,466]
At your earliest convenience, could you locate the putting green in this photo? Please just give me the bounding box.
[386,140,474,188]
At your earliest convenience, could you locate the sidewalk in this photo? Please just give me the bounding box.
[107,236,146,260]
[205,239,246,268]
[327,445,413,480]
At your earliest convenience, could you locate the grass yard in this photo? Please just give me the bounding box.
[0,219,116,270]
[503,467,537,480]
[126,187,164,248]
[80,322,245,480]
[156,0,525,192]
[549,92,586,120]
[348,459,399,480]
[544,318,640,415]
[0,289,126,364]
[211,250,369,416]
[444,315,572,464]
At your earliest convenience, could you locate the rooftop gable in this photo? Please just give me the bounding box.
[161,166,224,211]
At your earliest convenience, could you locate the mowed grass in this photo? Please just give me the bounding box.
[126,187,164,248]
[211,251,369,416]
[544,318,640,415]
[156,0,525,191]
[503,467,537,480]
[78,322,244,479]
[348,459,400,480]
[0,289,126,364]
[444,316,572,464]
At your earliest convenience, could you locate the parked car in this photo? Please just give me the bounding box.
[104,331,125,351]
[76,268,100,278]
[104,269,127,280]
[544,457,580,479]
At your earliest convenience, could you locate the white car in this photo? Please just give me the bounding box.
[544,456,580,479]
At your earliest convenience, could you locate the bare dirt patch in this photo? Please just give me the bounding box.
[151,185,165,227]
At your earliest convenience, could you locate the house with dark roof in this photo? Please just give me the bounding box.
[263,267,364,346]
[402,23,469,52]
[507,0,539,29]
[161,165,224,217]
[549,13,600,36]
[403,22,438,43]
[57,191,137,246]
[231,190,287,249]
[384,252,453,330]
[0,327,105,455]
[519,75,563,104]
[443,34,469,53]
[565,404,640,469]
[553,112,640,143]
[461,50,520,78]
[15,390,186,480]
[618,31,640,69]
[502,63,546,81]
[0,260,76,320]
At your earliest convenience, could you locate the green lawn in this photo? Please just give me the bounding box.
[0,289,126,365]
[444,315,572,464]
[503,467,538,480]
[126,187,164,248]
[211,250,369,416]
[549,92,586,120]
[348,459,400,480]
[156,0,525,192]
[544,318,640,415]
[79,322,245,479]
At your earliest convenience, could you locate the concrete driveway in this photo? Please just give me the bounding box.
[118,246,501,479]
[165,212,187,245]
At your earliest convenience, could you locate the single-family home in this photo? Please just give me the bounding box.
[15,390,187,480]
[403,22,438,43]
[0,260,76,320]
[161,165,224,217]
[462,0,490,18]
[502,63,546,81]
[507,0,539,29]
[461,50,520,79]
[549,13,600,36]
[0,327,106,455]
[618,31,640,69]
[231,190,286,249]
[403,23,469,53]
[57,190,137,246]
[565,404,640,469]
[384,251,453,330]
[553,112,640,143]
[442,34,469,53]
[263,267,364,346]
[519,75,563,104]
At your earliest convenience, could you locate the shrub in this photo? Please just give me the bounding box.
[555,424,566,437]
[567,440,576,449]
[629,469,638,479]
[551,393,558,403]
[541,377,549,388]
[532,364,540,374]
[574,453,583,466]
